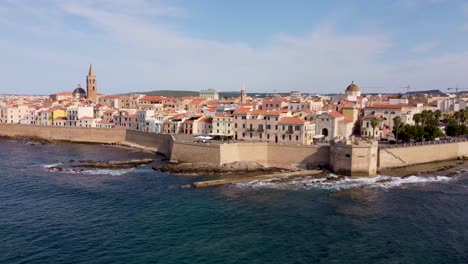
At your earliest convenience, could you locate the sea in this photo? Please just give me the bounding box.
[0,138,467,264]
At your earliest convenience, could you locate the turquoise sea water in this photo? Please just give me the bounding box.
[0,138,467,264]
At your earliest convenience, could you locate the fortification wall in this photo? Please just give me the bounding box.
[170,141,221,165]
[125,130,174,157]
[219,143,330,168]
[379,141,468,169]
[0,124,126,143]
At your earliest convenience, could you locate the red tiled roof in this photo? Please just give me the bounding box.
[79,116,95,120]
[339,119,354,124]
[215,114,233,118]
[366,104,410,109]
[279,117,305,124]
[328,111,344,118]
[140,96,165,102]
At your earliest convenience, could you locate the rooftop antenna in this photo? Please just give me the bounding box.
[401,84,411,94]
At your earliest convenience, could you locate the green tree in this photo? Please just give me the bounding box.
[424,125,444,141]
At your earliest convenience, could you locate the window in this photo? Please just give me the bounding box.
[242,124,245,128]
[267,134,270,139]
[250,133,252,138]
[235,123,237,128]
[289,135,292,140]
[295,125,300,131]
[242,133,245,137]
[266,125,271,130]
[296,135,299,141]
[282,135,285,140]
[242,116,246,120]
[275,125,278,130]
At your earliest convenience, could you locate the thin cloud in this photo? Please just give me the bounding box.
[409,42,438,53]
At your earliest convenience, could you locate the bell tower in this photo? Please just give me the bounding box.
[240,83,247,104]
[86,64,97,102]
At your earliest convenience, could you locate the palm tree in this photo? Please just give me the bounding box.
[413,113,422,125]
[370,117,379,138]
[434,110,441,125]
[393,116,402,143]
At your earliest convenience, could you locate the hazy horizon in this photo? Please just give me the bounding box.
[1,1,468,95]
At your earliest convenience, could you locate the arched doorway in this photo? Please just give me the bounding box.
[322,128,329,138]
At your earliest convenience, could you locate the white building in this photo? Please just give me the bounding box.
[66,106,94,127]
[199,88,219,100]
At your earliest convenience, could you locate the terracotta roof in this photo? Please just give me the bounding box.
[339,119,354,124]
[215,114,233,118]
[233,108,251,115]
[327,111,344,118]
[54,117,67,121]
[80,116,95,120]
[366,104,410,109]
[97,119,113,124]
[279,117,305,124]
[140,96,165,102]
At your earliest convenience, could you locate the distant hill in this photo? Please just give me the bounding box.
[364,89,448,96]
[128,90,291,98]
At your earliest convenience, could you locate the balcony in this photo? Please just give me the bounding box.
[286,130,294,134]
[246,128,255,132]
[257,128,264,132]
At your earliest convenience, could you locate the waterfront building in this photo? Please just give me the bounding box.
[66,106,94,127]
[163,114,187,134]
[79,116,99,128]
[199,88,219,100]
[212,114,234,139]
[360,116,388,139]
[96,119,115,129]
[234,109,284,143]
[137,96,165,111]
[277,117,315,145]
[86,64,98,102]
[315,111,345,141]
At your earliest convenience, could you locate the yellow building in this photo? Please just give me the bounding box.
[51,108,67,125]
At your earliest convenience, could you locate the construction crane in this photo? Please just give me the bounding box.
[447,86,466,94]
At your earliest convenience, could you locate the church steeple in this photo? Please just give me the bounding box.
[86,64,97,102]
[88,64,95,76]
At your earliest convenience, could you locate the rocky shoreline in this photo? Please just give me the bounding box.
[152,161,300,175]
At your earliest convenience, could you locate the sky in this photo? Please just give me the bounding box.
[1,0,468,95]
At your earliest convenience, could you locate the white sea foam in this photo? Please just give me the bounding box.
[43,164,134,176]
[80,168,135,176]
[42,163,62,168]
[233,174,453,191]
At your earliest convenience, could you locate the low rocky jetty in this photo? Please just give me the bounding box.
[71,159,154,169]
[152,161,298,175]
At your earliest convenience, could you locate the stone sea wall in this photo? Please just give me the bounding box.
[378,141,468,169]
[0,124,172,157]
[170,141,330,169]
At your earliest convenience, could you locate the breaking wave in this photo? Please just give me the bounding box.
[233,174,454,191]
[43,165,135,176]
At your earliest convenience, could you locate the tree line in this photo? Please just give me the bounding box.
[392,109,467,142]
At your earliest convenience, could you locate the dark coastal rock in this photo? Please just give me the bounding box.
[152,161,297,175]
[72,159,153,169]
[376,178,393,183]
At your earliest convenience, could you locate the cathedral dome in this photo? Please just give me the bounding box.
[345,81,360,93]
[73,85,86,98]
